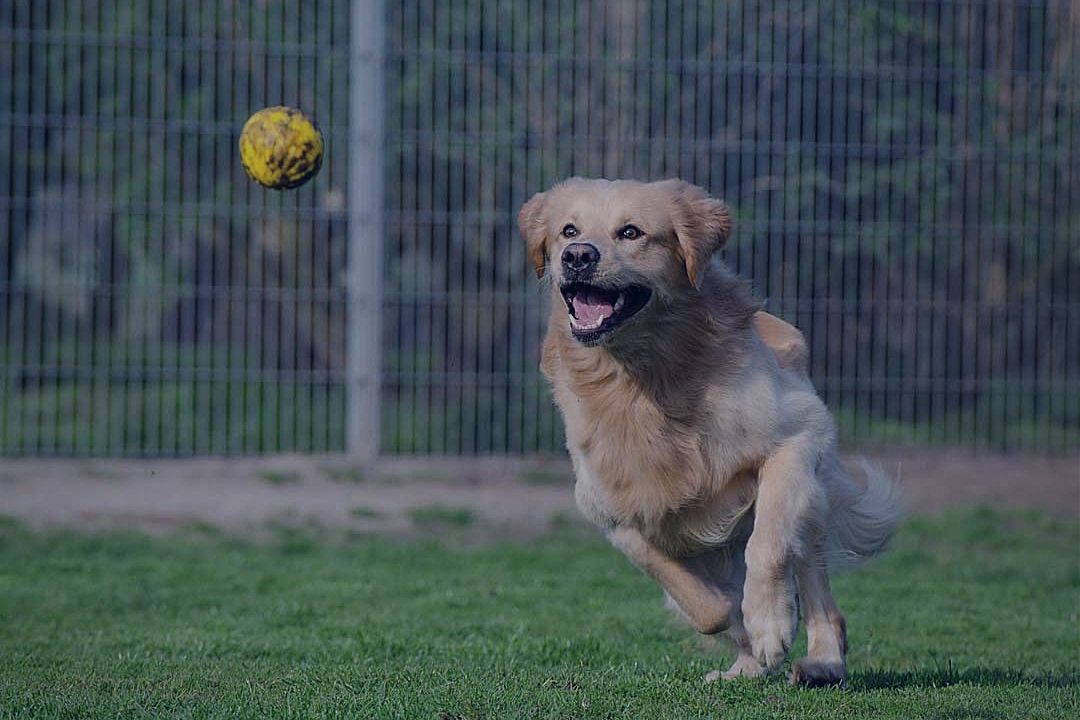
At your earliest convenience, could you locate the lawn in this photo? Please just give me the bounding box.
[0,508,1077,719]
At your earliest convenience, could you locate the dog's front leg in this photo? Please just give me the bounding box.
[607,525,734,635]
[743,435,827,671]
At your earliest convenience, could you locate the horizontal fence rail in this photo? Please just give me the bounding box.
[1,0,1078,456]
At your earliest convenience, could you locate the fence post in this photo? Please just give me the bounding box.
[347,0,385,460]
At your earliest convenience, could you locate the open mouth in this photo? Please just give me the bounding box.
[560,282,653,344]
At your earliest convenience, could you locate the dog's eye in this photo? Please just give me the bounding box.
[561,224,579,238]
[618,225,642,240]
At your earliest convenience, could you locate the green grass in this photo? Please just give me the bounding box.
[0,508,1077,719]
[520,468,570,486]
[3,372,1077,455]
[407,504,476,529]
[257,469,304,486]
[0,378,347,455]
[322,465,367,484]
[830,404,1080,453]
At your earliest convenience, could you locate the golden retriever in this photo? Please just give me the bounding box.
[519,178,901,686]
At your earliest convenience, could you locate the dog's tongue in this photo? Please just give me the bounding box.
[572,287,616,324]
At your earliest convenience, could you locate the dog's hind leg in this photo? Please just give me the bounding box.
[790,556,847,687]
[710,557,767,680]
[720,627,768,680]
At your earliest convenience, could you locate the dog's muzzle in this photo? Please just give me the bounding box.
[560,281,652,345]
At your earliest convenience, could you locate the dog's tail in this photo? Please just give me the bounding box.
[823,458,904,570]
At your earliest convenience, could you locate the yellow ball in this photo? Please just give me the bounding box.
[238,106,324,190]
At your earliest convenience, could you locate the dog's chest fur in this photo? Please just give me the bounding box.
[543,323,765,553]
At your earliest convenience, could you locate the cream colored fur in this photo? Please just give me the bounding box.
[520,177,901,686]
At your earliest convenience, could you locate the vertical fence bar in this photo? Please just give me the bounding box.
[347,0,385,460]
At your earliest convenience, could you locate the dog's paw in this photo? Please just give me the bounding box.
[790,658,847,688]
[719,653,767,680]
[742,584,796,670]
[749,627,789,670]
[704,655,767,683]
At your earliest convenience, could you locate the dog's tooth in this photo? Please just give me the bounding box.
[569,314,601,331]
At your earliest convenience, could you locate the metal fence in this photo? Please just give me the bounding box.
[1,0,352,455]
[2,0,1078,457]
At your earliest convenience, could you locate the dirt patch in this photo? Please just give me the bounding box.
[0,451,1076,539]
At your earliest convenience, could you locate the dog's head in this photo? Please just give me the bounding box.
[518,178,733,346]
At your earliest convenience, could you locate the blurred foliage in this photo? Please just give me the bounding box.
[1,0,1078,454]
[0,0,351,453]
[382,0,1080,452]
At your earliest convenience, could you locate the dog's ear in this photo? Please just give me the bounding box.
[518,191,549,278]
[666,181,733,289]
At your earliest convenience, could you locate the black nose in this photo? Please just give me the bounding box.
[561,243,600,273]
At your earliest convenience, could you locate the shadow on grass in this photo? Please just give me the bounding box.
[852,666,1078,691]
